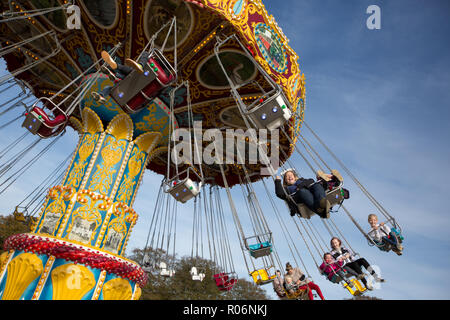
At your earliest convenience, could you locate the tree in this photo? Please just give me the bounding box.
[0,213,33,254]
[347,295,382,300]
[127,248,271,300]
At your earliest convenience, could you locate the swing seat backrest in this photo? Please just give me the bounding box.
[190,266,198,276]
[167,178,200,203]
[214,273,237,291]
[247,90,292,130]
[250,268,276,285]
[159,261,175,277]
[110,50,176,114]
[325,182,345,207]
[214,272,228,286]
[296,204,315,219]
[249,241,273,258]
[296,181,345,219]
[391,227,404,241]
[284,286,310,300]
[31,106,67,128]
[190,266,205,281]
[23,106,67,138]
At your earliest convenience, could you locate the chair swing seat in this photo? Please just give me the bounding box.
[373,227,404,252]
[327,271,366,296]
[284,287,310,300]
[190,267,206,281]
[167,178,200,203]
[250,268,276,285]
[22,99,67,138]
[214,272,237,291]
[342,278,366,296]
[248,241,273,258]
[110,49,176,114]
[296,182,345,219]
[13,207,26,222]
[391,227,404,242]
[247,91,292,130]
[159,261,175,277]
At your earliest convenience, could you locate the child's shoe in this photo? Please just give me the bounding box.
[125,58,144,73]
[316,170,332,182]
[373,274,385,283]
[101,50,117,69]
[331,169,344,183]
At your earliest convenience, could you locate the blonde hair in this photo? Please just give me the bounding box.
[368,214,378,222]
[285,275,293,283]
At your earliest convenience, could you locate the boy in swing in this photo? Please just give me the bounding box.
[367,213,403,255]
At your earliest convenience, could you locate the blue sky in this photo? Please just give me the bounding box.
[0,0,449,300]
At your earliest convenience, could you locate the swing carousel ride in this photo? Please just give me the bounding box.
[0,0,403,300]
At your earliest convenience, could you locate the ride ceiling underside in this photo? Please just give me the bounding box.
[0,0,306,187]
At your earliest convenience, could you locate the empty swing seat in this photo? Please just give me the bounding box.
[247,91,292,130]
[167,178,200,203]
[342,278,366,296]
[110,50,176,114]
[22,98,67,138]
[248,241,273,259]
[159,261,175,277]
[327,270,366,296]
[214,273,237,291]
[250,268,276,285]
[190,267,206,281]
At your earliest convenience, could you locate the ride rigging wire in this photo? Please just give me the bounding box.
[27,168,66,218]
[297,126,382,244]
[0,30,54,58]
[0,111,25,131]
[0,133,64,196]
[191,196,200,259]
[302,121,400,230]
[0,89,28,111]
[214,33,332,277]
[0,95,33,117]
[279,128,363,256]
[0,136,41,177]
[16,152,73,214]
[0,131,29,160]
[141,180,164,266]
[0,79,21,95]
[55,43,123,119]
[212,187,228,271]
[279,124,378,245]
[0,1,72,23]
[212,185,237,278]
[260,178,312,277]
[0,32,61,85]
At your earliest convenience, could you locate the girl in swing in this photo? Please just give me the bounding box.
[319,253,359,288]
[275,169,343,219]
